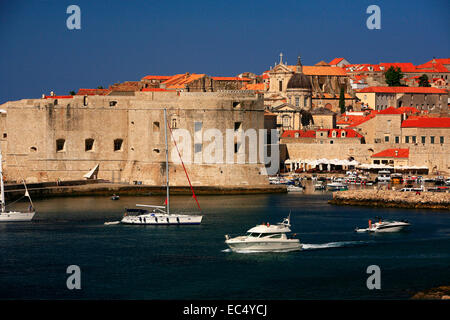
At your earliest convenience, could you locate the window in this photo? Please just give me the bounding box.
[294,132,299,138]
[2,133,6,138]
[330,140,334,144]
[153,122,160,132]
[234,143,240,153]
[56,139,65,152]
[395,136,399,144]
[421,136,426,144]
[194,143,202,153]
[412,136,416,143]
[405,136,409,143]
[430,136,435,144]
[234,122,242,131]
[171,118,177,129]
[194,121,202,132]
[85,138,94,152]
[341,131,346,138]
[440,136,444,144]
[30,146,37,152]
[109,101,117,107]
[373,160,380,164]
[295,96,299,107]
[279,80,283,92]
[382,160,388,164]
[232,101,240,108]
[114,139,123,151]
[384,135,389,142]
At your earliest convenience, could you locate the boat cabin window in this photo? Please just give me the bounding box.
[248,233,261,237]
[263,233,283,238]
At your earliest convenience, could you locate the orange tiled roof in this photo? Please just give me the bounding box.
[329,58,344,65]
[242,83,266,91]
[371,148,409,158]
[44,95,73,99]
[401,117,450,128]
[162,73,206,89]
[141,88,172,92]
[211,76,251,81]
[141,75,172,81]
[76,88,110,96]
[287,65,347,76]
[377,106,420,115]
[357,86,447,94]
[281,128,363,138]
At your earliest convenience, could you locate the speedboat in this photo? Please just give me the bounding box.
[111,194,120,200]
[224,215,302,253]
[355,218,410,233]
[377,170,391,183]
[314,183,326,190]
[326,182,348,191]
[287,185,303,192]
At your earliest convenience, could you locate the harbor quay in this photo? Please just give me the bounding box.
[330,189,450,210]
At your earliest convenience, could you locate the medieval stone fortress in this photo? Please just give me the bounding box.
[1,55,449,186]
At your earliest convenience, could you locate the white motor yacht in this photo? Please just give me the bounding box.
[355,218,410,233]
[377,170,391,183]
[224,215,302,253]
[287,185,303,192]
[326,182,348,191]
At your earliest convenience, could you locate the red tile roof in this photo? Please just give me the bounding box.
[287,65,347,76]
[44,95,73,99]
[377,106,420,115]
[340,112,378,127]
[141,75,172,81]
[401,117,450,128]
[371,148,409,158]
[141,88,172,92]
[357,86,447,94]
[281,128,363,138]
[329,58,344,65]
[211,76,251,81]
[76,88,110,96]
[241,83,266,91]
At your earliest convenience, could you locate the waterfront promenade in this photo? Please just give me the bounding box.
[330,190,450,210]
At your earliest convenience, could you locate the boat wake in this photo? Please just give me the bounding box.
[104,221,120,225]
[302,240,371,250]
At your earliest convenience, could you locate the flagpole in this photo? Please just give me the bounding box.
[164,108,170,215]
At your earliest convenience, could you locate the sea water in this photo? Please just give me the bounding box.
[0,193,449,299]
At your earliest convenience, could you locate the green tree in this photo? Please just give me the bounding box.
[384,66,404,86]
[300,110,314,127]
[69,90,76,95]
[339,87,346,114]
[97,86,104,89]
[418,74,431,87]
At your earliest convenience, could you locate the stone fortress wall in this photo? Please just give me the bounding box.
[0,91,271,186]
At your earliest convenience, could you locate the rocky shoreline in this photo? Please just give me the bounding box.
[411,286,450,300]
[329,190,450,210]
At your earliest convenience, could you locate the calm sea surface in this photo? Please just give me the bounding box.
[1,192,449,299]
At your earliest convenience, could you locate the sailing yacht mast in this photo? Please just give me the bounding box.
[164,108,170,214]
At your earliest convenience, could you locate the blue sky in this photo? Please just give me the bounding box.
[0,0,449,103]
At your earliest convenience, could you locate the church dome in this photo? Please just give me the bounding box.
[287,73,311,90]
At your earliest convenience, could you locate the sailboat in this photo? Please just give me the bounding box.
[120,108,203,225]
[0,151,36,222]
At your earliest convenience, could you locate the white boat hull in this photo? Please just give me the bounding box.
[121,213,202,225]
[356,222,410,233]
[225,238,302,253]
[0,211,35,222]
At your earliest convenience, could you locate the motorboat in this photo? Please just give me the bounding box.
[0,151,35,222]
[314,183,326,190]
[287,185,303,192]
[376,170,391,183]
[119,109,203,226]
[355,218,410,233]
[326,182,348,191]
[224,215,302,253]
[390,173,403,184]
